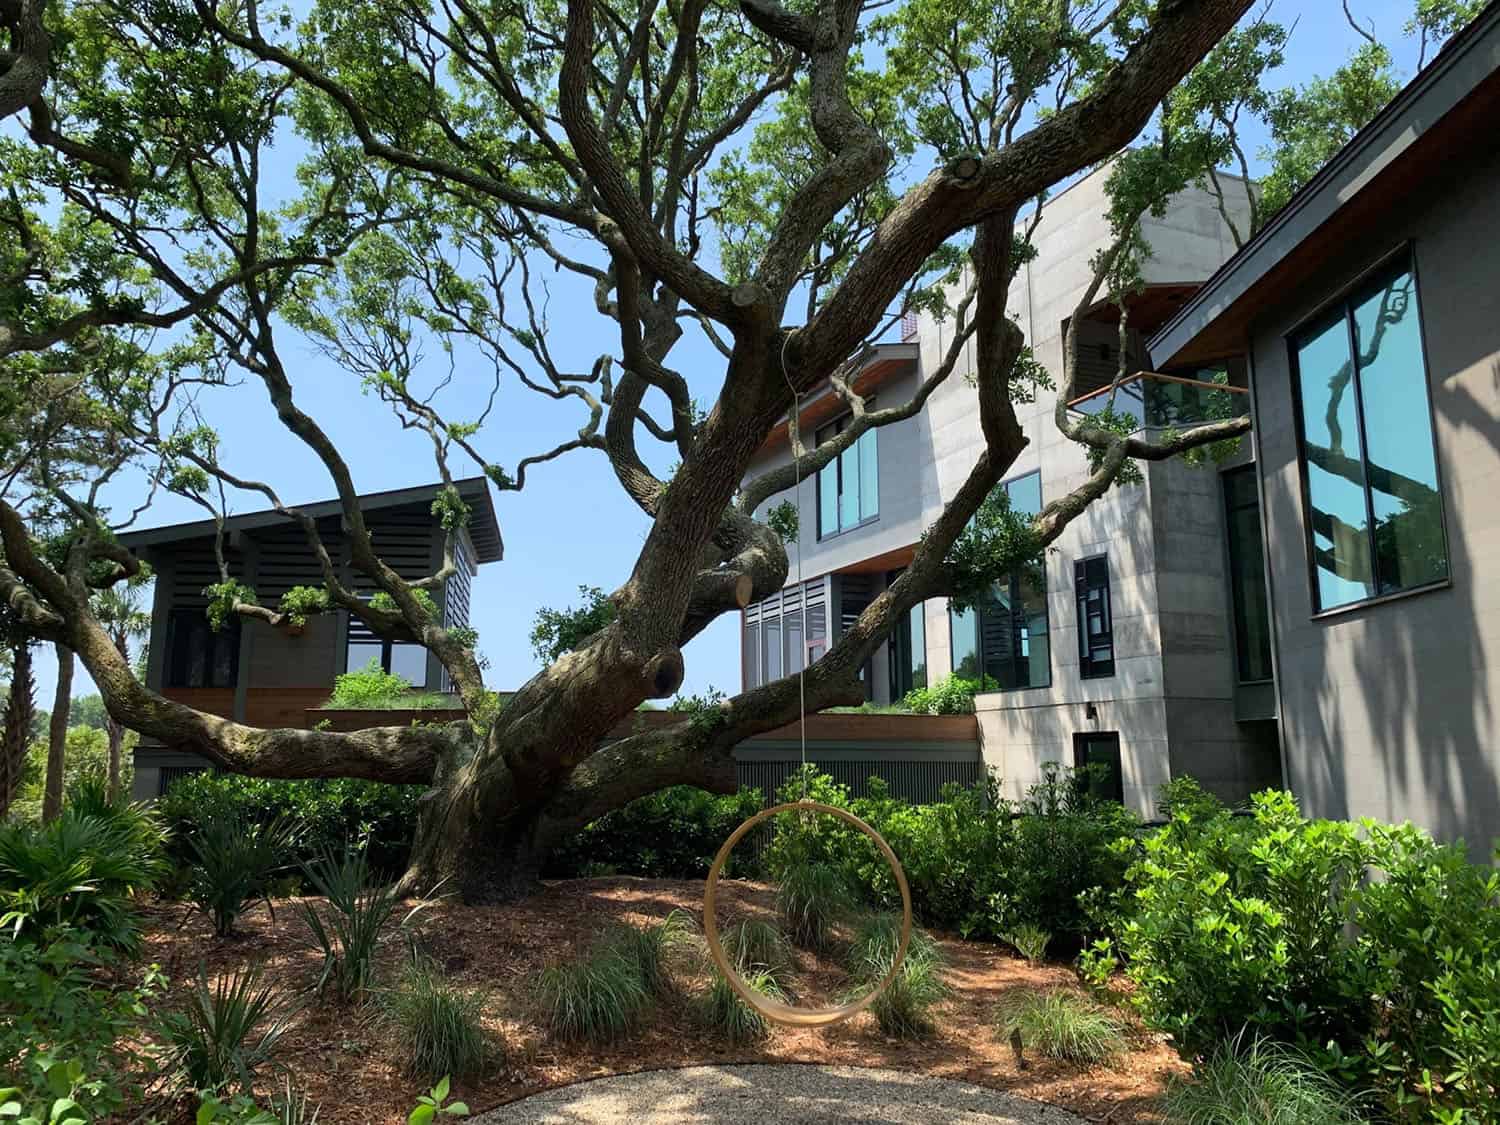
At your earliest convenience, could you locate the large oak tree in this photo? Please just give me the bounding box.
[0,0,1389,899]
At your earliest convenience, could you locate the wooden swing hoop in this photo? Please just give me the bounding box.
[702,799,913,1028]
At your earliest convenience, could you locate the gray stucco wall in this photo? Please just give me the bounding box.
[1249,140,1500,857]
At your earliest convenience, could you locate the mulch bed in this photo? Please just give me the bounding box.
[132,877,1186,1124]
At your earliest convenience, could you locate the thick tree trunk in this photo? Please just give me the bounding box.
[42,642,72,823]
[106,717,123,804]
[0,642,36,817]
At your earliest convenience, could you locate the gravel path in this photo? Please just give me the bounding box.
[476,1065,1088,1124]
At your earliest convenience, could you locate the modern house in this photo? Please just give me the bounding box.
[742,163,1285,817]
[121,477,503,799]
[1148,4,1500,856]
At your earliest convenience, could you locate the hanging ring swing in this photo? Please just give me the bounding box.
[702,800,914,1027]
[701,343,912,1028]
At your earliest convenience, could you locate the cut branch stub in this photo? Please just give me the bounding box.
[643,647,686,698]
[947,155,983,184]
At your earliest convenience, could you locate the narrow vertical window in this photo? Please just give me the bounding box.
[743,622,760,689]
[1222,467,1274,683]
[1075,556,1115,679]
[1291,257,1447,611]
[961,470,1049,691]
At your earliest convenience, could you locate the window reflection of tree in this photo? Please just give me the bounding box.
[1303,443,1446,591]
[1324,277,1412,455]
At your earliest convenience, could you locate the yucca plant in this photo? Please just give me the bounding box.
[994,988,1126,1066]
[0,806,167,950]
[534,943,650,1043]
[844,913,947,1038]
[384,956,493,1081]
[297,846,424,1003]
[700,968,785,1044]
[1163,1035,1368,1125]
[720,917,794,987]
[188,812,300,938]
[160,963,295,1094]
[775,863,853,951]
[1003,922,1052,964]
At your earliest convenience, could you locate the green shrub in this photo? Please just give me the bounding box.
[845,914,947,1038]
[1117,790,1380,1060]
[323,658,450,710]
[900,674,995,714]
[545,785,764,880]
[1119,789,1500,1124]
[0,805,167,951]
[0,929,165,1120]
[296,847,423,1004]
[384,958,493,1081]
[994,989,1126,1065]
[160,963,294,1094]
[700,968,784,1044]
[776,863,854,950]
[1349,822,1500,1123]
[158,773,422,880]
[186,813,300,937]
[1163,1036,1368,1125]
[534,942,650,1043]
[721,918,794,987]
[764,767,1136,949]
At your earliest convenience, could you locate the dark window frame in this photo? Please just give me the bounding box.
[165,607,241,689]
[1221,465,1275,684]
[1073,731,1124,804]
[1285,244,1452,617]
[947,469,1049,691]
[1074,555,1115,679]
[814,412,880,541]
[345,635,430,688]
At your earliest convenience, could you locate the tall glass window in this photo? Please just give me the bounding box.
[1291,258,1447,611]
[889,601,927,699]
[1222,466,1273,682]
[1075,556,1114,679]
[816,416,879,538]
[948,470,1049,690]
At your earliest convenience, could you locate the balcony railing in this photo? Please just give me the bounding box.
[1066,370,1250,431]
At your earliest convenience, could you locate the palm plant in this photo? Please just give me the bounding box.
[0,806,168,950]
[89,587,151,803]
[297,846,424,1003]
[187,812,300,937]
[161,963,295,1094]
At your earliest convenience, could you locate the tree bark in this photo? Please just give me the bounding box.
[106,716,123,804]
[0,641,36,817]
[42,642,72,823]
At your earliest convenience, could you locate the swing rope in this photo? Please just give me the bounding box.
[779,332,808,803]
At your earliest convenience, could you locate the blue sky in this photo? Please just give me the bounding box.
[30,0,1433,708]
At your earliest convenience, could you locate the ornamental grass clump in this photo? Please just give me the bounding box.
[994,988,1125,1066]
[700,968,785,1044]
[845,913,947,1038]
[720,917,795,987]
[384,957,494,1081]
[534,942,651,1044]
[1163,1036,1368,1125]
[608,910,695,998]
[776,862,854,951]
